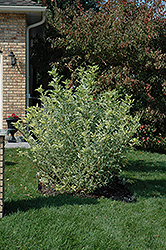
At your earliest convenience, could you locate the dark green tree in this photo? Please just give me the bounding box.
[31,0,99,89]
[32,0,166,152]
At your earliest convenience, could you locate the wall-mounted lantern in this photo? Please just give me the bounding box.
[8,51,16,66]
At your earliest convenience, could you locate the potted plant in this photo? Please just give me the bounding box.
[6,113,19,142]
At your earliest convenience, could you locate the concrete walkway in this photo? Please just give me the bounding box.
[5,142,30,148]
[4,135,30,148]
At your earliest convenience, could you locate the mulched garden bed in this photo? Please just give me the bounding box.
[38,176,136,203]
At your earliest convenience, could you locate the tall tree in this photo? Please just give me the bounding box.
[32,0,166,152]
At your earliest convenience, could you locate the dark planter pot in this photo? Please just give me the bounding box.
[6,118,18,143]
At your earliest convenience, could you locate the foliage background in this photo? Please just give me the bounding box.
[32,0,166,152]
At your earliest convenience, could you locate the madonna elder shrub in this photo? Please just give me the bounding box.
[16,66,140,193]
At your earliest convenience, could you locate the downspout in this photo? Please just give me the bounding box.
[26,11,46,107]
[0,50,3,129]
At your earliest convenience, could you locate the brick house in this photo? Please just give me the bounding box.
[0,0,46,129]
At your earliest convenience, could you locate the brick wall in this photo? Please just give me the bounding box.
[0,135,4,218]
[0,13,26,129]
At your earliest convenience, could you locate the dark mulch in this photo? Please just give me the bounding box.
[38,176,136,203]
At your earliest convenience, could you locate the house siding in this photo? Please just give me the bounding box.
[0,13,26,129]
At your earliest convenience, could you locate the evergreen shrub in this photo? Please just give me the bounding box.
[16,66,140,193]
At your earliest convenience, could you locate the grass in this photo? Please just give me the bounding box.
[0,148,166,250]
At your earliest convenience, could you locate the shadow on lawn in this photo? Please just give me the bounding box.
[5,161,18,166]
[126,160,166,173]
[127,178,166,198]
[125,157,166,198]
[4,193,98,216]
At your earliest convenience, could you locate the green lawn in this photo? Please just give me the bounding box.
[0,148,166,250]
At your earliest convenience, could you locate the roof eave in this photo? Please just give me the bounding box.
[0,5,46,13]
